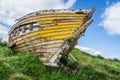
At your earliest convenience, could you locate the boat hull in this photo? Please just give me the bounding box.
[9,8,95,66]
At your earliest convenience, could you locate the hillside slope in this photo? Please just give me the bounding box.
[0,40,120,80]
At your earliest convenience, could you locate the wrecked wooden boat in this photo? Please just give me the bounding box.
[8,7,95,67]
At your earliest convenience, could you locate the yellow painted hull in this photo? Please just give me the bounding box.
[9,8,95,66]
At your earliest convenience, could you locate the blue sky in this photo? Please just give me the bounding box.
[74,0,120,59]
[0,0,120,59]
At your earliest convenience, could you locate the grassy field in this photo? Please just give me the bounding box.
[0,38,120,80]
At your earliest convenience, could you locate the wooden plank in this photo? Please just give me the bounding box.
[13,30,72,45]
[15,41,63,50]
[14,39,63,47]
[12,23,80,41]
[36,48,58,53]
[18,14,87,25]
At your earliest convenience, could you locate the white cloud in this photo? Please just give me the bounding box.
[0,24,9,41]
[75,46,120,59]
[0,0,76,26]
[100,2,120,35]
[75,46,102,55]
[104,55,120,60]
[0,0,76,40]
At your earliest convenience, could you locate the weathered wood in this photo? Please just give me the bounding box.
[9,8,95,67]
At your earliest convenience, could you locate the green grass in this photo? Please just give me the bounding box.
[0,39,120,80]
